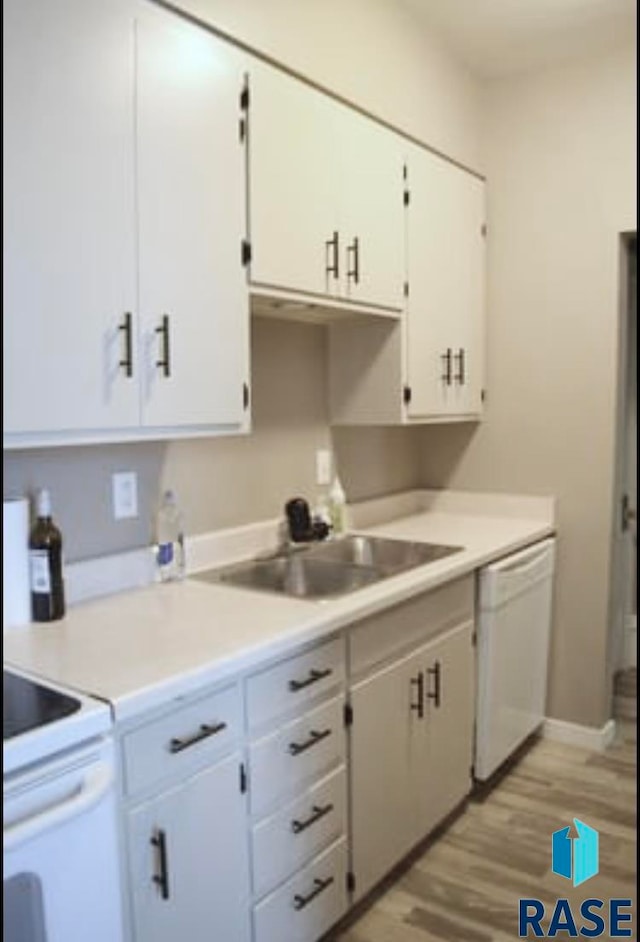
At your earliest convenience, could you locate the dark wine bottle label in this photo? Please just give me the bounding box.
[29,550,51,593]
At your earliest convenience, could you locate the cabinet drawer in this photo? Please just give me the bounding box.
[123,683,241,796]
[246,636,345,732]
[350,575,474,678]
[253,836,348,942]
[249,696,345,817]
[252,765,347,899]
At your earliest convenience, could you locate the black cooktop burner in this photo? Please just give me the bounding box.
[3,670,82,741]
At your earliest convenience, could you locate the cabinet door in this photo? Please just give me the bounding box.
[128,753,250,942]
[338,109,405,312]
[349,648,426,901]
[3,0,138,438]
[418,621,475,835]
[406,146,485,419]
[248,62,340,299]
[136,5,249,429]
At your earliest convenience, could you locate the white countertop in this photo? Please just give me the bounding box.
[3,490,554,723]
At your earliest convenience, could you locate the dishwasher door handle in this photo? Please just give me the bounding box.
[3,762,113,853]
[487,540,554,578]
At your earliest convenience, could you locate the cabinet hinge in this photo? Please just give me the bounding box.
[403,385,412,405]
[344,702,353,728]
[243,382,250,411]
[403,190,410,207]
[480,388,486,403]
[239,118,246,143]
[241,239,252,267]
[481,223,487,237]
[403,281,409,298]
[470,763,476,781]
[403,163,408,181]
[240,79,249,112]
[346,871,356,894]
[472,630,477,647]
[239,762,248,794]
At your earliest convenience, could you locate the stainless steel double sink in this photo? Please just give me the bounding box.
[192,534,463,600]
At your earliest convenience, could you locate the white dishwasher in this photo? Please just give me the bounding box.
[474,537,556,781]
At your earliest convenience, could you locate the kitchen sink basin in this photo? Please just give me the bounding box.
[303,534,462,572]
[192,535,463,600]
[196,555,381,600]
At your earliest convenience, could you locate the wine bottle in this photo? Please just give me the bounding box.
[29,489,65,622]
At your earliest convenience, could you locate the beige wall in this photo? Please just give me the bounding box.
[420,42,637,728]
[165,0,483,172]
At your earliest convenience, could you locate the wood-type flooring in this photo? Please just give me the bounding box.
[330,671,637,941]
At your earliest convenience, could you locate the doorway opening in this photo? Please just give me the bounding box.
[608,233,636,718]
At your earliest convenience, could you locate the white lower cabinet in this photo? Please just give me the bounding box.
[253,836,348,942]
[246,637,349,942]
[127,754,251,942]
[122,682,250,942]
[348,578,475,901]
[120,588,475,941]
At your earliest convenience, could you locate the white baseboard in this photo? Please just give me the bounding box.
[543,717,617,752]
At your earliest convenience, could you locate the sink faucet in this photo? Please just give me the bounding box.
[284,497,331,544]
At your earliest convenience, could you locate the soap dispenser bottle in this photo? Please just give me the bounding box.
[328,476,347,537]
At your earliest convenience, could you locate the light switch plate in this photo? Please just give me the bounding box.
[316,449,332,486]
[112,471,138,520]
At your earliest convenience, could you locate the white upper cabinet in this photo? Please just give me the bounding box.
[3,0,137,437]
[405,143,485,420]
[136,4,249,430]
[329,144,486,425]
[336,108,405,312]
[3,0,250,447]
[248,61,405,314]
[248,62,339,300]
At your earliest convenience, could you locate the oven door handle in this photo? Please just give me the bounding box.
[3,762,113,853]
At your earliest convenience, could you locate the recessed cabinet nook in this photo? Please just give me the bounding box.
[3,0,486,449]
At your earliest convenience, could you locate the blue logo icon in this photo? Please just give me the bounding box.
[552,818,599,886]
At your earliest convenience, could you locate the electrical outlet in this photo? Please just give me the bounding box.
[112,471,138,520]
[316,449,332,486]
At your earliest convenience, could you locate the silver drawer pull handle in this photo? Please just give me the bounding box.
[288,728,331,757]
[293,875,334,911]
[288,667,333,692]
[291,802,334,835]
[169,721,227,754]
